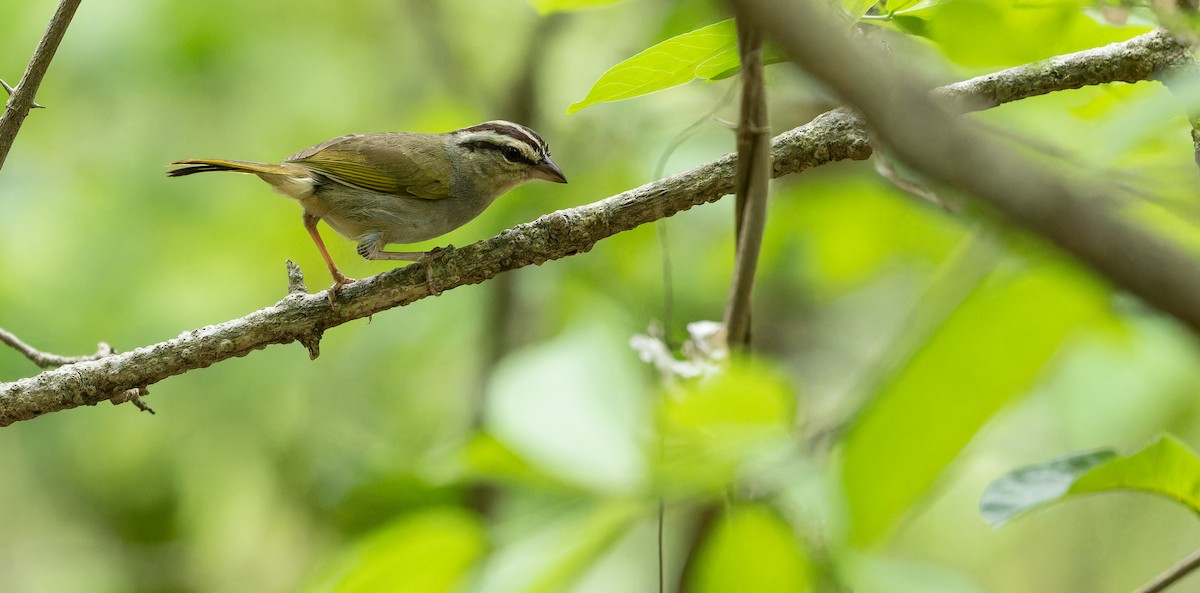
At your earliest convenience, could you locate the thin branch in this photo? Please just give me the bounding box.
[0,326,115,368]
[722,13,772,351]
[0,28,1192,425]
[1133,546,1200,593]
[0,0,82,171]
[738,4,1200,334]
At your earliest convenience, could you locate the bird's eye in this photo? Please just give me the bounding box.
[500,146,522,162]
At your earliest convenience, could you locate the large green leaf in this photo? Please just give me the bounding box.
[690,505,813,593]
[568,20,741,114]
[529,0,626,13]
[840,259,1111,546]
[981,435,1200,527]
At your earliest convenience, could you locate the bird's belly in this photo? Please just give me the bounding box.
[303,186,493,247]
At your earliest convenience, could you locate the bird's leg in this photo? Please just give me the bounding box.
[302,211,355,300]
[356,241,452,296]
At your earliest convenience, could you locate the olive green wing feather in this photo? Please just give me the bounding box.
[286,133,451,200]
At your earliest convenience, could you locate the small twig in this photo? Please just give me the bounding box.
[109,387,154,414]
[0,0,83,171]
[288,260,322,360]
[285,259,307,295]
[722,12,772,351]
[1133,546,1200,593]
[0,325,114,368]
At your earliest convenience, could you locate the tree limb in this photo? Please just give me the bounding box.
[0,0,82,171]
[0,28,1192,425]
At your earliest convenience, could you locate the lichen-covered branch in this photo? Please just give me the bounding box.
[935,28,1196,113]
[0,28,1193,425]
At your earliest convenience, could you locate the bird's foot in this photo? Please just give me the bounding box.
[325,275,357,306]
[421,245,454,296]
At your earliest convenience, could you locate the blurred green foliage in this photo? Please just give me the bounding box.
[3,0,1200,592]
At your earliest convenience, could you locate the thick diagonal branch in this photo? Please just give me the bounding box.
[0,0,82,171]
[0,28,1194,426]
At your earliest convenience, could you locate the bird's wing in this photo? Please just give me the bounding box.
[286,133,450,200]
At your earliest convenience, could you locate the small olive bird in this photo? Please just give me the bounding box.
[168,120,566,293]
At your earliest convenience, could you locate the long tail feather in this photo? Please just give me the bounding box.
[166,158,291,177]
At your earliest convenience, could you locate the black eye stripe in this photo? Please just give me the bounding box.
[463,140,539,165]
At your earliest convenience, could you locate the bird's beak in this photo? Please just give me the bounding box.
[532,158,567,184]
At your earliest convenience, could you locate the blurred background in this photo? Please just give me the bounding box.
[3,0,1200,592]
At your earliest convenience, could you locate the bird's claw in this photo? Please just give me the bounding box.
[421,245,454,296]
[325,276,357,305]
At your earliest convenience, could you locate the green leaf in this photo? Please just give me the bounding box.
[302,508,487,593]
[891,15,928,37]
[690,505,813,593]
[840,259,1111,546]
[982,435,1200,527]
[459,432,581,492]
[568,20,742,114]
[883,0,922,11]
[979,449,1116,527]
[529,0,626,13]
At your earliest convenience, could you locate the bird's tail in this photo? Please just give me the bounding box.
[166,158,294,177]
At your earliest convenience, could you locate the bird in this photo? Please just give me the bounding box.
[168,120,567,296]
